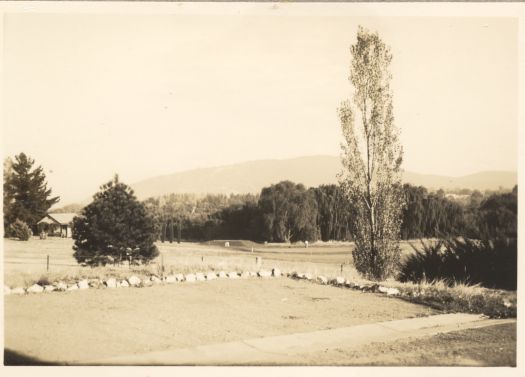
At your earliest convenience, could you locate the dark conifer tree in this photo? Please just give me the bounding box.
[72,175,159,266]
[3,153,59,232]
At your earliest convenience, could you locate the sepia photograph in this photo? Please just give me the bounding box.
[1,1,522,371]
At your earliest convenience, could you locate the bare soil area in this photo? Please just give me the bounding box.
[291,323,516,366]
[4,278,437,364]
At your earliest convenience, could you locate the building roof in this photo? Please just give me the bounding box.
[38,213,77,226]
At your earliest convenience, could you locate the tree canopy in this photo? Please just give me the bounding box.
[72,176,159,266]
[3,153,59,233]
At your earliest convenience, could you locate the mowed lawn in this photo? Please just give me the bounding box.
[4,237,423,287]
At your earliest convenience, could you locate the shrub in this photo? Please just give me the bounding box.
[8,219,32,241]
[72,176,159,266]
[399,237,517,290]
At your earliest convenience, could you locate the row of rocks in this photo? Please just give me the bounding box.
[4,268,282,296]
[290,272,401,296]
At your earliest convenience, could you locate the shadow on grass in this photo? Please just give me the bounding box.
[4,348,59,366]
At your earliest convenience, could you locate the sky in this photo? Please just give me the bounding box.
[1,12,518,205]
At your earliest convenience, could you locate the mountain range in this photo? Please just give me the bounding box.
[130,156,517,200]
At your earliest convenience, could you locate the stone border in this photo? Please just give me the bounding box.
[3,268,517,318]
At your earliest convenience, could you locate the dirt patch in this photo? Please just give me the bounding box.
[290,323,516,366]
[4,278,436,364]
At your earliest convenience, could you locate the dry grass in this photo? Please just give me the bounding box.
[4,237,516,318]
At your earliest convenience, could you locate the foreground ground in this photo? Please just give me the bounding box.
[4,278,438,364]
[3,238,517,366]
[4,278,517,366]
[289,322,516,366]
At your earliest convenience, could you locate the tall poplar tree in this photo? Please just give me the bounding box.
[338,26,404,280]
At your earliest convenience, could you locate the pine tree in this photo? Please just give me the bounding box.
[72,175,159,266]
[3,153,60,232]
[338,26,404,280]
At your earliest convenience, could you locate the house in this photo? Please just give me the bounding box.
[37,213,77,238]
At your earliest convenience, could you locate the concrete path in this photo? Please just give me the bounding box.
[90,313,515,365]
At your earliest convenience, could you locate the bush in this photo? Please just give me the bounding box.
[8,219,32,241]
[72,176,159,266]
[399,237,517,290]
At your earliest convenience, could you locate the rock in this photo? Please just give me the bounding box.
[378,286,388,293]
[88,279,102,288]
[386,287,400,296]
[304,273,313,281]
[27,284,44,293]
[345,280,356,289]
[119,280,129,288]
[296,272,306,279]
[185,273,196,282]
[67,284,78,291]
[4,285,11,295]
[205,272,217,280]
[175,274,184,282]
[11,287,26,295]
[227,272,239,279]
[248,271,258,277]
[56,281,68,291]
[150,276,162,285]
[165,275,176,284]
[317,276,328,284]
[218,271,227,279]
[258,270,272,278]
[503,299,513,308]
[128,276,141,286]
[105,278,117,288]
[143,279,152,286]
[241,271,250,279]
[333,277,345,286]
[224,241,230,247]
[195,272,206,281]
[272,268,281,277]
[78,280,89,289]
[44,285,55,292]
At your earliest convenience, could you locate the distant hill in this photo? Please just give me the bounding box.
[130,156,517,200]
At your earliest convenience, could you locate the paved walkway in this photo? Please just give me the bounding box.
[91,313,515,365]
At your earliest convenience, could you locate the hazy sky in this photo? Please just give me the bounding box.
[2,13,518,204]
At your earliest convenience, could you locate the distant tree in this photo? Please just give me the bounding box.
[312,185,353,241]
[338,26,404,280]
[258,181,319,242]
[400,184,427,239]
[160,222,166,243]
[3,153,60,234]
[51,203,84,214]
[476,189,517,239]
[166,219,174,243]
[72,175,159,266]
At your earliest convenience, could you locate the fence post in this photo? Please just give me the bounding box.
[161,254,165,280]
[47,255,49,272]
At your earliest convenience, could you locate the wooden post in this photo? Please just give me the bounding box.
[47,255,49,272]
[161,254,165,280]
[340,264,343,274]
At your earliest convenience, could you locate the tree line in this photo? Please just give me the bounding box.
[146,181,517,243]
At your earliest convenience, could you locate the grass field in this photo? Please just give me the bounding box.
[3,237,421,287]
[3,237,517,365]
